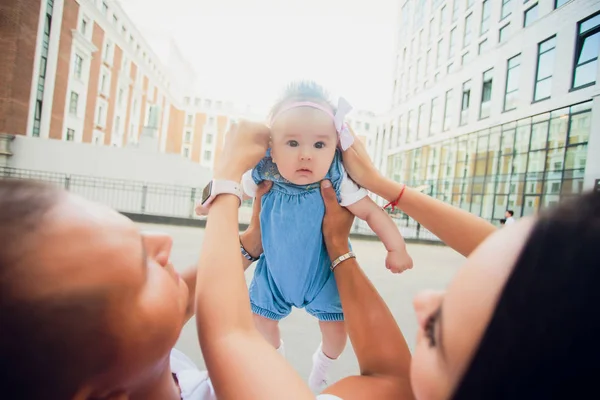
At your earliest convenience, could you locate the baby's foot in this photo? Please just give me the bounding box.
[308,344,335,394]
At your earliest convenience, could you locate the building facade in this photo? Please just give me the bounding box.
[377,0,600,223]
[0,0,242,171]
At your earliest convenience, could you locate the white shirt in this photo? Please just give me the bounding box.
[170,349,342,400]
[505,216,516,225]
[241,165,367,207]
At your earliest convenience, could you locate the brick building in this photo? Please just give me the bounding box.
[0,0,242,169]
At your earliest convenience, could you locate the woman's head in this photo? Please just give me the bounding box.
[268,81,339,185]
[0,180,189,399]
[411,191,600,399]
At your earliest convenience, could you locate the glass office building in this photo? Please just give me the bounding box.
[386,101,591,222]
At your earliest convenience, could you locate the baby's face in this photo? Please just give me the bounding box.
[270,107,338,185]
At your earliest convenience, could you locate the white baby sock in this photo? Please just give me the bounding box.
[308,343,336,394]
[276,339,286,358]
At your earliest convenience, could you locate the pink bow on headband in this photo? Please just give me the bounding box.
[270,97,355,151]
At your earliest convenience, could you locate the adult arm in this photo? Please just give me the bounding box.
[320,180,415,400]
[342,128,496,257]
[181,181,271,322]
[194,121,314,400]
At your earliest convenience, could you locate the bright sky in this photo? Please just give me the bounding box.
[118,0,398,114]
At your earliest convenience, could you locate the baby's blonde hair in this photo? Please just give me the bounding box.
[269,81,336,121]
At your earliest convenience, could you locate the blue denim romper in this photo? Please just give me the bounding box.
[249,149,346,322]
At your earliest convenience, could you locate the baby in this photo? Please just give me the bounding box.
[242,81,413,393]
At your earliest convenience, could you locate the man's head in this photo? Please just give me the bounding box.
[505,210,514,218]
[0,180,189,399]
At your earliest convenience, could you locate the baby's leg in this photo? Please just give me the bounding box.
[319,320,347,359]
[307,320,347,393]
[253,314,285,356]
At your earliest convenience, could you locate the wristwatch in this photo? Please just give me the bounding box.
[200,179,243,207]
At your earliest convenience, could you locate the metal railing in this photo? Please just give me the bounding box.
[0,167,440,242]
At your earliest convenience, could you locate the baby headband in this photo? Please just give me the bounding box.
[270,97,354,151]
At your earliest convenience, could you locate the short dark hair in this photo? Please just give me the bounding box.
[506,210,514,216]
[269,80,335,120]
[453,191,600,399]
[0,180,117,399]
[499,219,506,225]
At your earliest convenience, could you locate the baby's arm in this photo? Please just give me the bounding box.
[347,197,413,273]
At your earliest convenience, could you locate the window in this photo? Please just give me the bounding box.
[184,97,190,105]
[208,116,215,126]
[478,39,489,54]
[443,89,454,131]
[480,0,491,34]
[122,26,126,36]
[499,23,510,43]
[100,72,109,95]
[102,1,108,15]
[440,5,448,31]
[524,3,539,27]
[118,88,124,106]
[113,14,118,25]
[460,80,471,126]
[195,98,201,107]
[461,51,471,66]
[534,36,556,101]
[463,14,473,47]
[555,0,569,8]
[449,28,457,57]
[69,91,78,114]
[501,0,512,20]
[183,147,190,158]
[114,116,121,135]
[365,123,370,131]
[504,54,521,111]
[452,0,459,22]
[204,99,212,108]
[103,41,113,64]
[66,128,75,141]
[407,110,416,143]
[426,49,432,76]
[429,97,440,136]
[417,104,427,139]
[80,18,88,36]
[185,130,192,142]
[466,0,474,9]
[480,69,493,119]
[203,150,212,162]
[573,13,600,89]
[447,62,455,74]
[428,18,434,44]
[436,38,444,67]
[186,115,193,126]
[74,54,83,79]
[206,133,213,144]
[97,104,105,127]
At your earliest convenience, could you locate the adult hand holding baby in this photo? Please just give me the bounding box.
[195,120,270,216]
[213,120,271,182]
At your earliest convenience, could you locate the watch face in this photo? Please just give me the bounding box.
[201,181,213,204]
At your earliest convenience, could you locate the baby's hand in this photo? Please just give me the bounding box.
[385,249,413,273]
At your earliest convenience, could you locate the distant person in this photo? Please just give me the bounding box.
[500,218,507,226]
[505,210,516,225]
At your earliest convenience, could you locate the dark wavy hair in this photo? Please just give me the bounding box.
[452,190,600,399]
[0,180,118,399]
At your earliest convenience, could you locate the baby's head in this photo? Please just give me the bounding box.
[269,81,339,185]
